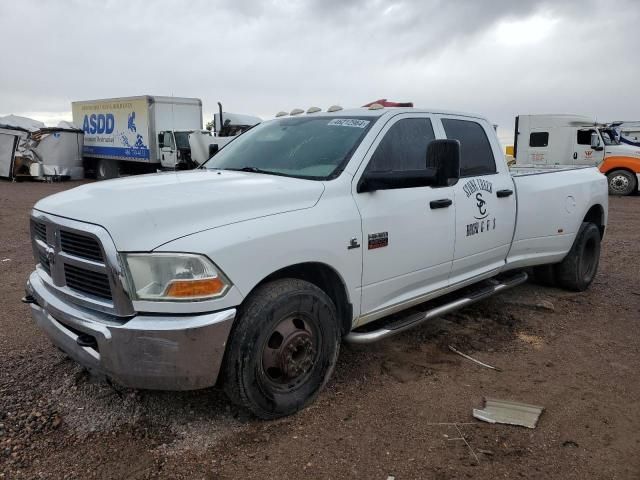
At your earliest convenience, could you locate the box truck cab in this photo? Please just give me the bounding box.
[159,110,261,169]
[514,114,640,195]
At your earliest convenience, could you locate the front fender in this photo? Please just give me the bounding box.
[599,156,640,175]
[155,200,363,318]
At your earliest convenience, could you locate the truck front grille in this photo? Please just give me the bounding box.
[60,230,103,262]
[63,264,112,300]
[30,215,134,314]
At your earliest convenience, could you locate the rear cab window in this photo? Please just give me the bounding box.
[441,118,496,177]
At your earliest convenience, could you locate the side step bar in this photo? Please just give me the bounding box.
[344,271,528,344]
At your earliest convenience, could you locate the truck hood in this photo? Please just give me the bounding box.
[34,170,325,250]
[605,144,640,158]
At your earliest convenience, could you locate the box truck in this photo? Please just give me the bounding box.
[72,96,260,180]
[513,114,640,195]
[72,95,203,179]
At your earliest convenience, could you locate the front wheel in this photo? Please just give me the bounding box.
[223,279,340,419]
[607,169,636,196]
[556,222,601,291]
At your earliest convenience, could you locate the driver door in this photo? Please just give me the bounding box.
[159,131,177,168]
[572,128,603,166]
[353,114,455,321]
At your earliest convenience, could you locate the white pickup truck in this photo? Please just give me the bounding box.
[25,106,608,418]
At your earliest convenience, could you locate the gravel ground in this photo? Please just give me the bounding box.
[1,180,639,479]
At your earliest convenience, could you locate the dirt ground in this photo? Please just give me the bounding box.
[1,180,639,480]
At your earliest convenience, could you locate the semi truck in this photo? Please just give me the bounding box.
[513,114,640,195]
[26,104,607,419]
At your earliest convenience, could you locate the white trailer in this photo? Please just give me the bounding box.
[72,95,203,180]
[0,116,84,181]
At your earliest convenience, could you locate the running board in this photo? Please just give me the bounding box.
[344,271,528,344]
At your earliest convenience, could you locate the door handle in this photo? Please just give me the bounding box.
[573,152,578,159]
[496,189,513,198]
[430,198,452,209]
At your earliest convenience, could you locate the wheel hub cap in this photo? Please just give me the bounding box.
[262,316,317,386]
[611,175,629,191]
[280,331,315,379]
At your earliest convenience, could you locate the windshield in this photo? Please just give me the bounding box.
[174,132,191,150]
[599,128,620,146]
[204,116,375,180]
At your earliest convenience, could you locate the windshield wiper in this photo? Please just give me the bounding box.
[225,166,278,175]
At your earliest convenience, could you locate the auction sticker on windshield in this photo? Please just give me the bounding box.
[328,119,370,128]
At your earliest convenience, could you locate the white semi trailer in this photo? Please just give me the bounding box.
[72,95,206,180]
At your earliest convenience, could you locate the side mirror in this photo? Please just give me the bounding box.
[590,133,603,151]
[209,144,219,157]
[158,133,164,149]
[426,139,461,187]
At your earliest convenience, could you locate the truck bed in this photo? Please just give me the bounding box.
[505,165,608,270]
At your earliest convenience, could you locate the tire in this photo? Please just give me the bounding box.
[532,264,557,287]
[556,222,601,292]
[96,159,120,181]
[606,169,636,196]
[223,278,341,419]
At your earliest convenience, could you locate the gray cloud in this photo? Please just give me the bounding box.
[0,0,638,141]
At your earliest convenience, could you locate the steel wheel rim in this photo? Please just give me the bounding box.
[610,174,629,193]
[260,313,320,391]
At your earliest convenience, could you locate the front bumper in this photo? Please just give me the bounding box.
[26,271,236,390]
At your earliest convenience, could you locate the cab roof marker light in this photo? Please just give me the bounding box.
[307,107,321,114]
[368,103,384,110]
[327,105,343,112]
[275,111,288,117]
[290,108,304,116]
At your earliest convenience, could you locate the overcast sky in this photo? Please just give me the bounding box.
[1,0,639,143]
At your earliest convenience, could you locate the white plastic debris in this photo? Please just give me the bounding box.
[473,397,544,428]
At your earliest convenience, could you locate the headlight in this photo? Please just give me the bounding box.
[122,253,230,301]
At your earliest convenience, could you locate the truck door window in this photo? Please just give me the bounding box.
[441,119,496,177]
[577,129,596,145]
[162,132,175,150]
[367,118,435,172]
[529,132,549,147]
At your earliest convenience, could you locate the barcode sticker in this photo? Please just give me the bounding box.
[327,119,370,128]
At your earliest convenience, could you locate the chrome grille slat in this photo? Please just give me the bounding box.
[60,230,103,262]
[64,264,112,300]
[34,221,47,242]
[38,251,51,275]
